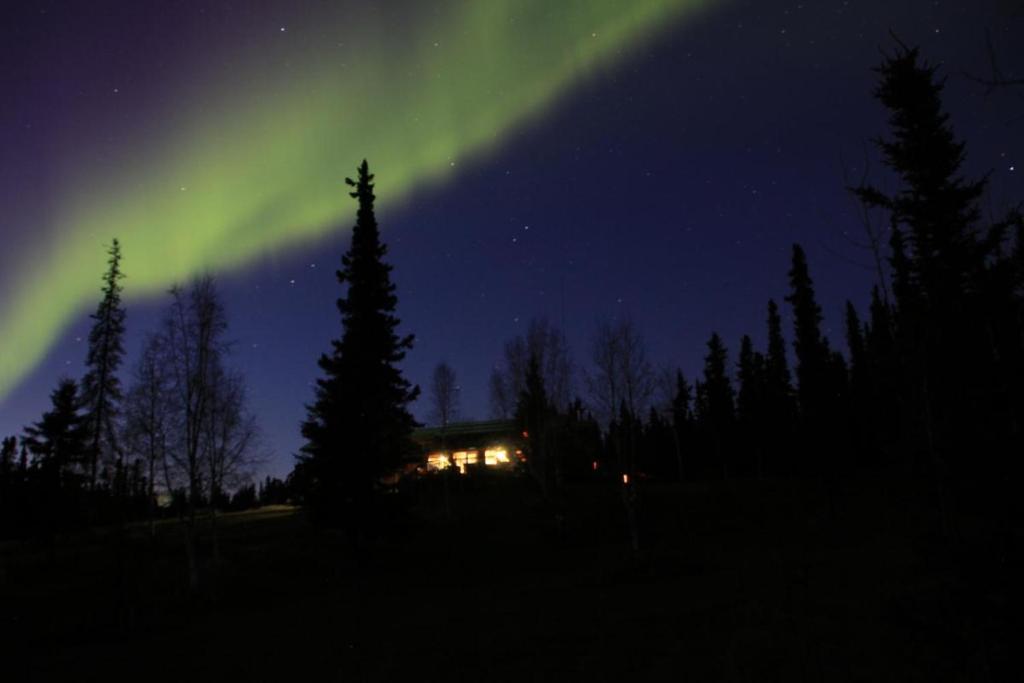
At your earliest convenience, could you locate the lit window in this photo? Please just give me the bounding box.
[426,452,451,471]
[451,451,478,474]
[484,448,509,465]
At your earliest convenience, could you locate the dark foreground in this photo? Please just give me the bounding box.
[0,472,1015,681]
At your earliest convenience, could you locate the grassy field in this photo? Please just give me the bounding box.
[0,471,1014,681]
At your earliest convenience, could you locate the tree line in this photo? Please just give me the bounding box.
[293,46,1022,548]
[0,245,288,579]
[470,46,1023,540]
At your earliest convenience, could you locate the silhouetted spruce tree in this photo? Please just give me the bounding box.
[670,370,693,480]
[865,286,900,452]
[698,332,735,479]
[518,352,556,496]
[977,208,1024,452]
[642,406,674,479]
[786,245,829,415]
[80,239,126,493]
[0,436,14,485]
[854,47,986,317]
[845,301,872,458]
[764,299,796,473]
[786,244,832,475]
[24,379,87,480]
[854,46,1005,476]
[0,436,15,536]
[23,379,87,533]
[737,335,757,426]
[736,335,765,476]
[300,161,419,532]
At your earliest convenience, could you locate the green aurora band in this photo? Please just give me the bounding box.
[0,0,716,401]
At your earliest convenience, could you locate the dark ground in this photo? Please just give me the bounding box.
[0,470,1015,681]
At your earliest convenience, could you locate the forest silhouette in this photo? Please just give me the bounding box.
[1,44,1021,680]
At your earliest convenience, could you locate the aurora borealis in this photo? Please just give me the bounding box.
[0,0,715,403]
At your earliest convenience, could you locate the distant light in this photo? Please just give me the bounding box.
[592,461,598,471]
[622,473,629,485]
[521,430,529,438]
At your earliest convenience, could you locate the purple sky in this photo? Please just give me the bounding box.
[2,1,1022,479]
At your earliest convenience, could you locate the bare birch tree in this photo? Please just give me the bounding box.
[587,317,653,556]
[430,362,460,429]
[489,318,573,418]
[203,363,260,563]
[161,276,228,591]
[587,317,654,427]
[123,332,170,538]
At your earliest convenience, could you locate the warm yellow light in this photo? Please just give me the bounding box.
[426,452,452,471]
[484,448,509,466]
[449,450,478,474]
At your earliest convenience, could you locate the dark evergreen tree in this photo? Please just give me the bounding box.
[844,302,866,388]
[786,244,834,476]
[786,244,829,418]
[845,301,873,459]
[764,299,796,474]
[670,370,693,480]
[736,335,757,428]
[854,45,1019,488]
[0,436,15,533]
[736,335,766,476]
[0,436,14,482]
[299,161,420,530]
[698,332,735,479]
[23,379,88,533]
[854,47,986,316]
[23,379,87,479]
[80,239,126,492]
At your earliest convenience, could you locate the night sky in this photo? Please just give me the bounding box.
[1,1,1021,479]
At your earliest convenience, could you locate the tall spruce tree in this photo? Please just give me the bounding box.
[854,47,986,316]
[736,335,758,430]
[854,46,1000,459]
[699,332,735,479]
[23,379,87,488]
[670,370,693,480]
[300,161,419,528]
[786,244,830,423]
[845,301,872,457]
[80,239,126,491]
[786,244,834,476]
[764,299,795,472]
[736,335,760,475]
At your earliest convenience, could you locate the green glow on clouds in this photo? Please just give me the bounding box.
[0,0,715,400]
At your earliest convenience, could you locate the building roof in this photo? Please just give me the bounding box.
[413,419,518,442]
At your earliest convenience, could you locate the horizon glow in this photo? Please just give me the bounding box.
[0,0,717,402]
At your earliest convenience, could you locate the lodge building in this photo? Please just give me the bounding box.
[412,419,526,474]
